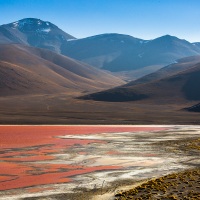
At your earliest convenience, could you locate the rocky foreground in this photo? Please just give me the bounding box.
[115,138,200,200]
[115,169,200,200]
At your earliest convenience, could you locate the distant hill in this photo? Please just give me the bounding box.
[61,34,200,72]
[0,18,75,53]
[80,60,200,103]
[0,44,124,96]
[61,34,143,71]
[125,55,200,87]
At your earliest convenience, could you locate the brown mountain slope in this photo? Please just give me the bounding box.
[0,44,124,96]
[0,61,63,96]
[80,62,200,103]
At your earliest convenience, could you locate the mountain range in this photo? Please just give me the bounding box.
[61,34,200,73]
[1,18,200,79]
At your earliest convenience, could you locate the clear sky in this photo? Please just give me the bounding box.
[0,0,200,42]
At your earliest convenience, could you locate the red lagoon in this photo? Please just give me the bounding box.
[0,125,167,191]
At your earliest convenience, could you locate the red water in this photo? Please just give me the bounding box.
[0,126,167,190]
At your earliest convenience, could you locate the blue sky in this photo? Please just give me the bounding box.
[0,0,200,42]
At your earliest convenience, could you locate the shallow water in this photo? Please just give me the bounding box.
[0,125,200,199]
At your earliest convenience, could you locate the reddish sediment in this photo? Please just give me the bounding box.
[107,150,122,155]
[0,165,121,190]
[2,155,55,162]
[0,126,166,149]
[0,126,167,191]
[27,186,54,193]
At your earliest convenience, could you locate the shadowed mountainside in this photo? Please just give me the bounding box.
[185,103,200,112]
[125,55,200,86]
[0,44,125,96]
[80,61,200,103]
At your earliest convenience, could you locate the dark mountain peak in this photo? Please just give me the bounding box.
[162,34,175,38]
[153,35,190,45]
[0,18,75,53]
[161,34,178,39]
[88,33,130,37]
[83,33,143,43]
[13,18,46,24]
[8,18,57,33]
[155,34,181,42]
[12,18,51,25]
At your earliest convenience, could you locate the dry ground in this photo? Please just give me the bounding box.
[0,93,200,125]
[115,168,200,200]
[114,138,200,200]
